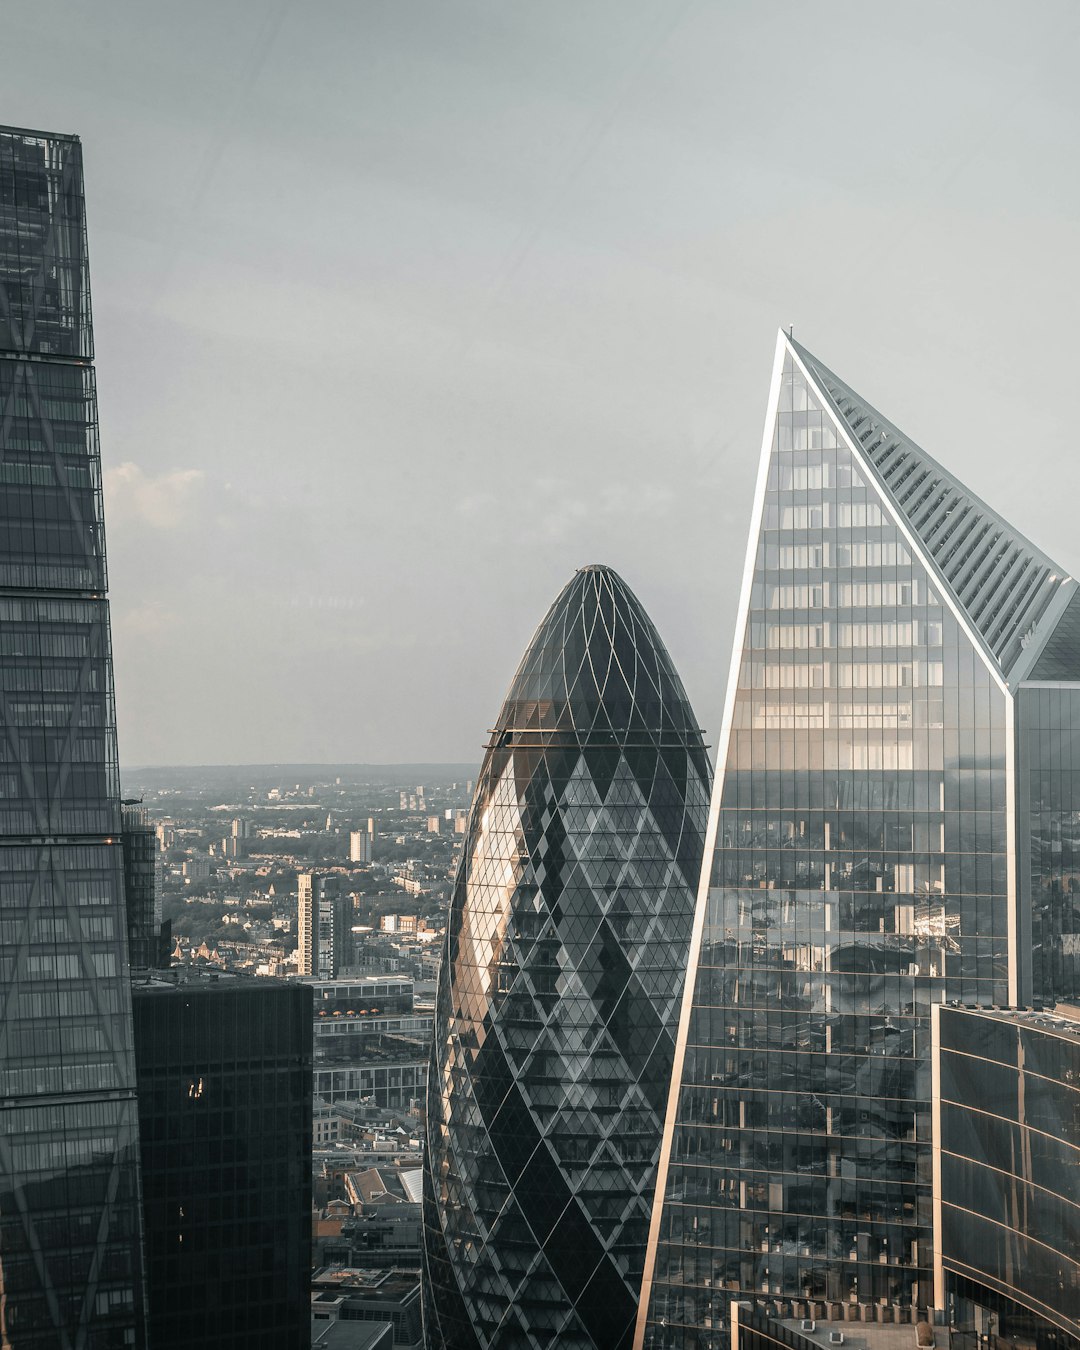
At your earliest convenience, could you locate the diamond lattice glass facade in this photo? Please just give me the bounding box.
[0,126,146,1347]
[423,565,711,1350]
[639,332,1080,1349]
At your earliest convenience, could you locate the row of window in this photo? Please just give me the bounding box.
[748,621,945,649]
[740,660,947,688]
[762,541,913,568]
[763,502,888,529]
[758,581,941,609]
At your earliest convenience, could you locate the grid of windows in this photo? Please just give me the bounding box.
[643,347,1012,1349]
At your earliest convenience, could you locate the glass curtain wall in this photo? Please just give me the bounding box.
[642,348,1011,1348]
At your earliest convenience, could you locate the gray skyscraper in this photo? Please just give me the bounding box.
[423,566,711,1350]
[640,332,1080,1347]
[0,126,147,1346]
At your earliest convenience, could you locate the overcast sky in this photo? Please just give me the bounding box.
[4,1,1080,766]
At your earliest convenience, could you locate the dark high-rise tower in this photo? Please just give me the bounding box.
[0,126,147,1346]
[423,565,711,1350]
[639,332,1080,1348]
[132,972,313,1350]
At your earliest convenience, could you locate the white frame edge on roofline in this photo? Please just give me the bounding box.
[633,329,788,1350]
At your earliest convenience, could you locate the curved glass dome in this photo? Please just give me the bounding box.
[423,566,711,1350]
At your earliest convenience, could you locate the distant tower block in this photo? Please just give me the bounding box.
[367,816,377,838]
[426,815,441,834]
[297,873,350,978]
[349,829,372,864]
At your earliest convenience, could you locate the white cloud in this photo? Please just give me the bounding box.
[112,602,177,637]
[105,462,205,529]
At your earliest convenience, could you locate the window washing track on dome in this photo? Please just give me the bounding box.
[790,338,1076,684]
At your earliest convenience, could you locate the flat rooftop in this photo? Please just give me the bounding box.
[946,1002,1080,1045]
[131,969,298,995]
[779,1321,924,1350]
[311,1267,419,1298]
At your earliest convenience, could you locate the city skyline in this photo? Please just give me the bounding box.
[1,46,1079,1340]
[4,3,1080,765]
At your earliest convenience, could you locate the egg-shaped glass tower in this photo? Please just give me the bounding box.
[423,565,711,1350]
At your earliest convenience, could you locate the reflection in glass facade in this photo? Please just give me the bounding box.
[935,1005,1080,1347]
[0,128,147,1346]
[423,566,711,1350]
[640,331,1080,1348]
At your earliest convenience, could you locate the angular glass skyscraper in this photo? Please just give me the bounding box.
[639,332,1080,1348]
[424,566,711,1350]
[0,127,146,1346]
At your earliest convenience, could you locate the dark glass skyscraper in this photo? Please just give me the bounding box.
[0,126,146,1347]
[132,972,313,1350]
[423,565,711,1350]
[639,332,1080,1348]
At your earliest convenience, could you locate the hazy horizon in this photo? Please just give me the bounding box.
[5,1,1080,764]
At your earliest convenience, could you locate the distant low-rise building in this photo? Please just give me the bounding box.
[379,914,417,935]
[304,976,430,1112]
[182,854,212,882]
[312,1317,392,1349]
[310,1269,421,1350]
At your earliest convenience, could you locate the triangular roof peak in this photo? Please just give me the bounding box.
[784,332,1075,685]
